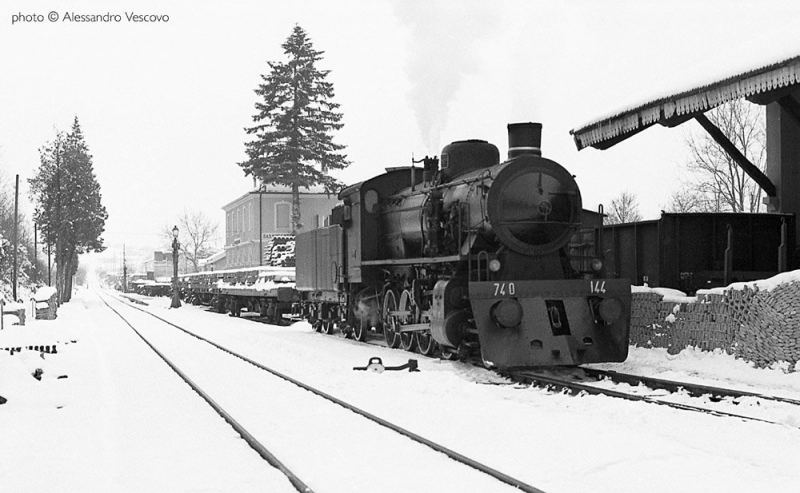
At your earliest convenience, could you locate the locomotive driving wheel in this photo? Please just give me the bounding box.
[398,290,418,352]
[352,287,378,342]
[415,326,437,356]
[382,290,402,348]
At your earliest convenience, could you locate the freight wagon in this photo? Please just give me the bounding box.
[593,212,795,294]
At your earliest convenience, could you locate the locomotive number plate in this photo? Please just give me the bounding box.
[493,282,516,297]
[589,280,606,294]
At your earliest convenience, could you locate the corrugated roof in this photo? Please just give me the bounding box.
[570,54,800,151]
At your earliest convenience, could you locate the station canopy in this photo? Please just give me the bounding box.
[570,52,800,151]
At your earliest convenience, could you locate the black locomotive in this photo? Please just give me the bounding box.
[296,123,631,368]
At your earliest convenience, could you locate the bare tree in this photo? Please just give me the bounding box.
[163,209,219,273]
[663,189,717,213]
[680,99,766,212]
[605,191,643,224]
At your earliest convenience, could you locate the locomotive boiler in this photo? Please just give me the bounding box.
[296,122,631,368]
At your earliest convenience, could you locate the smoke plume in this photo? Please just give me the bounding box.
[393,0,499,153]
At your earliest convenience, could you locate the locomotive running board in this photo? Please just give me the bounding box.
[361,254,461,266]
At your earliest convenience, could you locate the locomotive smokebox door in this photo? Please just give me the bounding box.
[486,156,582,257]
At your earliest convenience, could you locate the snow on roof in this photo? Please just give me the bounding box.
[198,249,226,265]
[571,50,800,150]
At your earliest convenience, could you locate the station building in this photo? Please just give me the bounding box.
[220,185,339,269]
[144,251,189,280]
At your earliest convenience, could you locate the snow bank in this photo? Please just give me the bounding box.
[699,269,800,295]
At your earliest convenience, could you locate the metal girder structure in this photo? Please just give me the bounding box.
[692,113,776,197]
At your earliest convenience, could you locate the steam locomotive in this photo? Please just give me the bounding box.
[296,123,631,368]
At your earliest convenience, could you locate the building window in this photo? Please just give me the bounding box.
[275,202,291,230]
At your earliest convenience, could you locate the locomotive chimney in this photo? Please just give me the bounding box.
[507,122,542,159]
[422,156,439,183]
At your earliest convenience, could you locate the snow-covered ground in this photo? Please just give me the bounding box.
[2,285,800,493]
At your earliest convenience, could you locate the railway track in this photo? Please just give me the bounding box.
[129,291,800,428]
[502,367,800,427]
[98,289,548,493]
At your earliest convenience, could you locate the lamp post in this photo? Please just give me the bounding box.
[258,185,263,266]
[171,225,181,308]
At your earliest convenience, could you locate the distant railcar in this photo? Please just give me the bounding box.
[178,266,296,325]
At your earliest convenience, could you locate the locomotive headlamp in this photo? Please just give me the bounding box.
[488,259,502,272]
[598,297,623,323]
[491,298,523,328]
[591,258,603,271]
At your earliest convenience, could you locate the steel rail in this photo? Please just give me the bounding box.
[96,289,314,493]
[111,290,547,493]
[580,368,800,406]
[504,369,781,426]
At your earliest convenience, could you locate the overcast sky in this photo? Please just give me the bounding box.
[2,0,799,267]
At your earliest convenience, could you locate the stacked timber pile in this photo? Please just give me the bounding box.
[630,273,800,369]
[629,291,671,349]
[725,282,800,368]
[630,291,734,354]
[668,298,736,354]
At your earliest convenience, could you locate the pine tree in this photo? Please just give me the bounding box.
[240,25,349,232]
[29,117,107,302]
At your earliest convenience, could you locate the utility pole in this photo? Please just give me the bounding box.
[47,235,52,286]
[12,175,19,300]
[259,185,263,266]
[33,221,38,284]
[55,142,62,303]
[123,244,128,293]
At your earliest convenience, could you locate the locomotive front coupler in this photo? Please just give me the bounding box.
[353,357,419,373]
